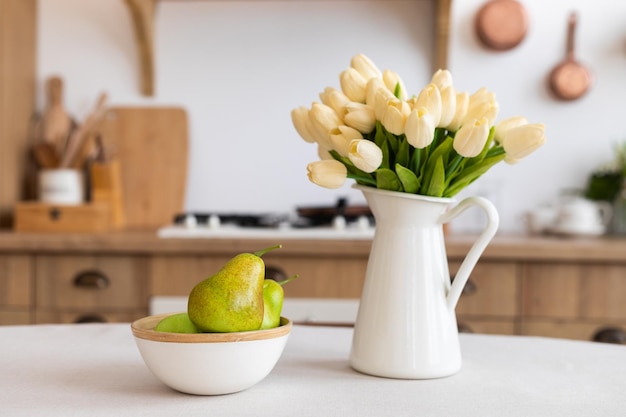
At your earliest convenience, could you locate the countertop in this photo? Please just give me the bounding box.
[2,230,626,262]
[0,323,624,416]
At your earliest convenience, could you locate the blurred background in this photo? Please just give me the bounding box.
[33,0,626,233]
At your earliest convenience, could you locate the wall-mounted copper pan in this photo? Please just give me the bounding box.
[548,12,592,101]
[475,0,529,51]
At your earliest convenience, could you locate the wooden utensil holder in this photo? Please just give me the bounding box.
[90,159,125,230]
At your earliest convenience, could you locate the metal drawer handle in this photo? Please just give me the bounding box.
[73,270,110,289]
[74,314,107,324]
[451,275,477,295]
[265,265,287,282]
[593,327,626,345]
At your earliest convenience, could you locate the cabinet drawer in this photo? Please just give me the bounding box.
[521,319,626,343]
[0,255,33,308]
[456,317,517,335]
[453,261,519,317]
[522,263,626,320]
[35,310,146,324]
[150,254,368,299]
[35,255,148,309]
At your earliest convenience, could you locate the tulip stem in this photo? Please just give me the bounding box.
[445,154,464,178]
[348,173,377,186]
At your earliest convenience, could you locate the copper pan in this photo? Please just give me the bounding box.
[548,12,592,101]
[475,0,529,51]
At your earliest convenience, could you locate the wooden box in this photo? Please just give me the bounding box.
[13,202,111,233]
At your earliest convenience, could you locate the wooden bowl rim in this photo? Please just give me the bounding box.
[131,312,292,343]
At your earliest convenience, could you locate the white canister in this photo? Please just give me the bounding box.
[38,169,84,205]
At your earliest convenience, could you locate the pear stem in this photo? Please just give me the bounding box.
[277,274,299,286]
[254,244,282,257]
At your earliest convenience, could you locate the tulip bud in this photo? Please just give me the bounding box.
[307,160,347,189]
[438,86,457,128]
[383,69,407,100]
[317,145,333,160]
[291,106,318,143]
[463,96,499,127]
[381,98,411,135]
[453,117,490,158]
[502,123,546,164]
[431,69,453,91]
[330,125,363,157]
[415,83,442,127]
[351,53,381,80]
[344,102,376,134]
[446,91,469,131]
[366,77,387,107]
[373,87,395,120]
[405,107,435,149]
[494,116,528,144]
[319,87,350,120]
[348,139,383,173]
[340,68,367,103]
[309,102,342,149]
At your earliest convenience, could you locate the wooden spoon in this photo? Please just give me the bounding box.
[42,76,73,152]
[32,142,61,169]
[60,92,109,168]
[548,12,592,101]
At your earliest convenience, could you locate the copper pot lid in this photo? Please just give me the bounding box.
[475,0,529,51]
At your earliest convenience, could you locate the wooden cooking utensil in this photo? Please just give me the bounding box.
[60,92,109,168]
[475,0,529,51]
[31,142,61,169]
[548,12,592,101]
[41,76,73,152]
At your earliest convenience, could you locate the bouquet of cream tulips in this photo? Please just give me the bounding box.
[291,54,546,198]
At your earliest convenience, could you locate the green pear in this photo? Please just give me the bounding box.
[154,312,199,334]
[188,245,282,333]
[260,274,299,330]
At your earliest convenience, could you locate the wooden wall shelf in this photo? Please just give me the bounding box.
[123,0,453,97]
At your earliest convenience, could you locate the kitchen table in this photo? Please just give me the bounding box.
[0,323,624,417]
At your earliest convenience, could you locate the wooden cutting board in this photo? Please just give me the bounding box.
[99,106,188,230]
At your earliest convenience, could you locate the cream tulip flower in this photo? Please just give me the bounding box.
[366,77,387,107]
[501,123,546,164]
[453,117,490,158]
[351,53,381,80]
[319,87,351,120]
[373,87,395,121]
[344,102,376,134]
[415,83,442,127]
[348,139,383,173]
[309,102,342,149]
[494,116,528,143]
[330,125,363,157]
[438,86,457,128]
[307,160,347,189]
[446,91,469,132]
[317,145,333,160]
[291,106,318,143]
[340,68,367,103]
[381,98,411,135]
[431,69,453,91]
[383,69,407,100]
[463,97,499,127]
[405,107,435,149]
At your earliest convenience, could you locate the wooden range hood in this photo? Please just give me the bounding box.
[123,0,453,97]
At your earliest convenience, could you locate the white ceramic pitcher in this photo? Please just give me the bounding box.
[349,185,499,379]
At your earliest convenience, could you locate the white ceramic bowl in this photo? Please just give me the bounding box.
[131,313,292,395]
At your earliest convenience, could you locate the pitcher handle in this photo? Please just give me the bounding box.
[438,196,499,312]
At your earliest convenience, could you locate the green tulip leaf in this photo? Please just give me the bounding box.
[374,121,386,148]
[395,137,410,168]
[444,153,506,197]
[426,156,445,197]
[395,164,419,193]
[375,168,403,191]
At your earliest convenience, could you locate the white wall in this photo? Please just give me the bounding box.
[37,0,626,233]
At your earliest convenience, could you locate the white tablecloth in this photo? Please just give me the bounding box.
[0,323,624,417]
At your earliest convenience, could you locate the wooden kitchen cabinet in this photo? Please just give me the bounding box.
[1,232,626,344]
[34,255,149,324]
[0,255,33,324]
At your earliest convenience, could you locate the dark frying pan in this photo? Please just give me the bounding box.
[475,0,529,51]
[548,12,592,100]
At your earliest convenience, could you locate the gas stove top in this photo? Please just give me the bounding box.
[157,212,375,240]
